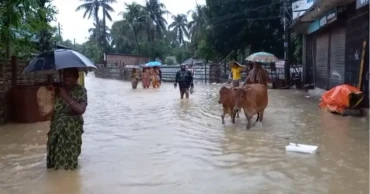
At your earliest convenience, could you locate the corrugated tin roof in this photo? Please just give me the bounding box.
[181,57,206,65]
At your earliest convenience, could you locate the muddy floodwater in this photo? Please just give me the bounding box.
[0,76,369,194]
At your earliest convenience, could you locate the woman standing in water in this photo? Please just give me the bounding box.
[130,68,139,89]
[142,67,150,88]
[151,67,160,88]
[47,68,88,170]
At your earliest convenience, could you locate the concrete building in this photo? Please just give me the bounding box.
[291,0,369,103]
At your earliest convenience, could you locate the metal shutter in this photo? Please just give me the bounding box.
[329,27,346,88]
[315,32,329,89]
[305,34,314,84]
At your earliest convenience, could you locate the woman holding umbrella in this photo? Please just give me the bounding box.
[143,61,161,88]
[243,62,270,86]
[242,52,276,87]
[46,68,88,170]
[22,49,95,170]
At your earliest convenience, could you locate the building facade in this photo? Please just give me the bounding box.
[292,0,369,105]
[105,53,150,67]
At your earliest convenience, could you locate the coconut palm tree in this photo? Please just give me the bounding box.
[122,2,148,64]
[110,20,136,53]
[99,0,116,53]
[187,4,207,44]
[88,20,110,47]
[76,0,116,52]
[144,0,169,39]
[168,14,189,47]
[75,0,100,22]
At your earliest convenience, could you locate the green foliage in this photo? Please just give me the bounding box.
[0,0,58,59]
[205,0,285,60]
[173,47,191,63]
[165,57,175,65]
[79,41,103,63]
[0,0,302,66]
[70,0,301,65]
[292,33,302,64]
[195,39,216,61]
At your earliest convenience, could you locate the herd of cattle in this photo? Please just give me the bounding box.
[218,84,268,129]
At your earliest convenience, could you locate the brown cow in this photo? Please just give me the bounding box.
[218,86,240,124]
[233,84,268,129]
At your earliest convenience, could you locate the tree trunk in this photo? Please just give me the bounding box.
[6,30,10,59]
[95,5,100,38]
[5,5,10,58]
[102,11,107,67]
[133,26,140,65]
[151,27,155,60]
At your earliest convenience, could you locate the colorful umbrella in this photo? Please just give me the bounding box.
[145,61,162,67]
[245,52,279,63]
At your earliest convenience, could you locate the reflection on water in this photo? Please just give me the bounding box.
[0,76,368,194]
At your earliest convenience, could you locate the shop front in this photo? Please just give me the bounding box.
[305,7,347,90]
[345,1,369,106]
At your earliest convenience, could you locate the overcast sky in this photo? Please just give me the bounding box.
[50,0,205,44]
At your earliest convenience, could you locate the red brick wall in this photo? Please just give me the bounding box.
[106,54,149,66]
[0,58,48,123]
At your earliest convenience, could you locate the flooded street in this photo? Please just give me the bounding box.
[0,75,368,194]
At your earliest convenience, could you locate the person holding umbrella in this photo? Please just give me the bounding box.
[174,64,194,99]
[22,49,95,170]
[142,67,151,88]
[242,52,277,87]
[154,66,162,84]
[242,62,270,86]
[46,68,88,170]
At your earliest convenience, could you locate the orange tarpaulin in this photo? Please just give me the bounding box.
[319,84,364,114]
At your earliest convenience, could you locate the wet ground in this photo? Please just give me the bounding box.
[0,76,369,194]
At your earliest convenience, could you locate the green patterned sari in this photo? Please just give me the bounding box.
[46,84,87,170]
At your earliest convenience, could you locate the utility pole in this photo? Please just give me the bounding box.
[58,23,61,43]
[282,0,291,86]
[73,38,76,49]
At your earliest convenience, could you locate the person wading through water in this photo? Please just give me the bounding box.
[47,68,88,170]
[130,68,139,89]
[242,62,270,86]
[174,64,194,99]
[228,61,246,87]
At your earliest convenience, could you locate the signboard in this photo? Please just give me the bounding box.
[307,9,338,34]
[275,60,285,68]
[292,0,315,20]
[319,9,337,28]
[356,0,369,9]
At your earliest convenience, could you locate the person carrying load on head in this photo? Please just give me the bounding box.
[228,60,246,87]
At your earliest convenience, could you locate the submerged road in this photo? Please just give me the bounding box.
[0,75,368,194]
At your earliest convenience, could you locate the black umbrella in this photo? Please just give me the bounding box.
[22,49,97,75]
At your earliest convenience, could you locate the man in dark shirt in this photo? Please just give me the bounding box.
[174,64,194,99]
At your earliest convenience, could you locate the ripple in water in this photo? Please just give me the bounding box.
[0,76,368,194]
